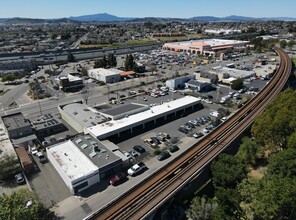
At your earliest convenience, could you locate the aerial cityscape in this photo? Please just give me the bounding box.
[0,1,296,220]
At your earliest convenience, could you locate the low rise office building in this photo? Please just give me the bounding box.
[46,134,123,194]
[87,68,122,83]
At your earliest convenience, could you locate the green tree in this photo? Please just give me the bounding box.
[0,155,20,178]
[251,176,296,219]
[124,54,135,71]
[0,189,55,219]
[287,39,295,50]
[51,33,57,40]
[252,89,296,150]
[1,74,18,82]
[237,137,259,166]
[107,53,117,67]
[67,53,75,62]
[186,197,218,220]
[231,78,244,90]
[94,55,107,68]
[211,154,246,189]
[280,40,287,49]
[287,132,296,148]
[267,148,296,178]
[214,188,243,219]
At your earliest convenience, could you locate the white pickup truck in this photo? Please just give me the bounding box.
[127,162,146,176]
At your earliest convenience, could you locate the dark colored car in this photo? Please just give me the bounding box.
[133,145,146,153]
[109,172,127,186]
[169,145,179,153]
[151,137,161,145]
[178,127,189,134]
[157,151,171,161]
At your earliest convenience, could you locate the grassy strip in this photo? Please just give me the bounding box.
[80,39,156,49]
[0,89,10,96]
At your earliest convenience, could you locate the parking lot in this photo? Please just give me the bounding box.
[27,152,72,208]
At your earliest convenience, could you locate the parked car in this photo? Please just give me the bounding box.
[193,132,204,139]
[127,162,146,176]
[151,137,161,145]
[169,145,179,153]
[157,151,171,161]
[133,145,146,153]
[144,138,158,148]
[130,150,139,157]
[36,152,46,163]
[109,172,127,186]
[123,151,132,159]
[178,126,189,134]
[15,173,25,185]
[30,146,39,155]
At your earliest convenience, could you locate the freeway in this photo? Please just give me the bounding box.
[85,47,292,220]
[0,43,161,62]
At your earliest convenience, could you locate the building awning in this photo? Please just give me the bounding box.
[120,71,136,77]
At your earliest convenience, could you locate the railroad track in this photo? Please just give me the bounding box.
[86,47,292,220]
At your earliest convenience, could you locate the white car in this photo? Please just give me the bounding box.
[123,151,132,158]
[30,147,39,155]
[129,150,139,157]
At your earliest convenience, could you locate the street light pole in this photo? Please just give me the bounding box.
[216,86,220,101]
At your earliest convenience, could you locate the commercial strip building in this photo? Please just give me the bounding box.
[58,101,108,134]
[88,96,203,140]
[52,96,203,193]
[46,134,123,194]
[162,39,249,56]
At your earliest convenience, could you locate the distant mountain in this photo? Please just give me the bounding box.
[69,13,132,22]
[189,15,296,22]
[1,17,80,24]
[0,14,295,24]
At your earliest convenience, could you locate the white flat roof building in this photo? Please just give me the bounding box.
[87,68,122,83]
[47,134,122,194]
[88,96,202,139]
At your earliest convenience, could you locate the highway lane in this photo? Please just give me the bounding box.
[0,44,161,62]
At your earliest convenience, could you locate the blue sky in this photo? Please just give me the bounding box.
[1,0,296,19]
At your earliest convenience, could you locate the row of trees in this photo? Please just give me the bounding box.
[187,88,296,219]
[94,53,117,68]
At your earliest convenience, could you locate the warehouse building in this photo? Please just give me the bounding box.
[87,68,122,83]
[46,134,123,194]
[166,75,196,89]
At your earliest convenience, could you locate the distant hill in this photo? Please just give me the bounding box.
[0,17,80,24]
[188,15,296,22]
[69,13,132,22]
[0,14,295,24]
